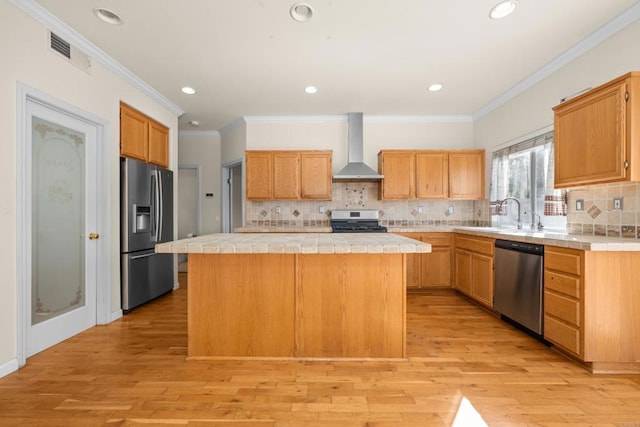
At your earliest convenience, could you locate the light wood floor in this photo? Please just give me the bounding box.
[1,274,640,426]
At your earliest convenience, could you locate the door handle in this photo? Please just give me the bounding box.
[88,233,100,240]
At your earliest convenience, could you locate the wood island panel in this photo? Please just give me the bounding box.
[186,252,407,360]
[295,253,406,358]
[187,253,295,358]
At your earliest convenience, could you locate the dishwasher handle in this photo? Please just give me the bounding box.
[495,239,544,255]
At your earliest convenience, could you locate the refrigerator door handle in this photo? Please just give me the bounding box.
[157,170,164,241]
[152,170,161,242]
[130,252,156,260]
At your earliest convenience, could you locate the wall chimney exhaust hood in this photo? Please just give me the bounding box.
[333,113,384,181]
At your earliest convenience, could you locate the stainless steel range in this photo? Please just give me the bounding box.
[330,209,387,233]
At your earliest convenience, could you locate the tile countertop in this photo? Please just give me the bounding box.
[156,233,432,254]
[222,226,640,252]
[450,227,640,252]
[234,226,332,233]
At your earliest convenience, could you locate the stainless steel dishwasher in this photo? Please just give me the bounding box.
[494,239,544,335]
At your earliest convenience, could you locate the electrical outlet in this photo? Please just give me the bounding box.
[576,199,584,211]
[319,206,325,214]
[275,206,281,214]
[447,206,454,215]
[417,206,423,214]
[613,197,623,211]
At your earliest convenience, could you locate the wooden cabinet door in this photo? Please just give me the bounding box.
[246,152,273,199]
[454,249,472,296]
[300,153,332,199]
[449,151,484,199]
[273,153,300,199]
[554,81,627,187]
[379,152,415,199]
[416,152,448,199]
[120,104,148,162]
[471,253,494,308]
[148,120,169,167]
[421,247,451,287]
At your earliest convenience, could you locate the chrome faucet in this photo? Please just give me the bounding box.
[498,197,522,229]
[524,210,544,231]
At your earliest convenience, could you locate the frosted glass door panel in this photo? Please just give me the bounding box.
[31,117,85,325]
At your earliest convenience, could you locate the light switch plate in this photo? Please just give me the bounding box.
[576,199,584,211]
[275,206,281,214]
[417,206,423,214]
[613,197,623,211]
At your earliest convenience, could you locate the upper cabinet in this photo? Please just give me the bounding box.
[246,150,332,200]
[553,72,640,188]
[120,102,169,168]
[378,149,484,200]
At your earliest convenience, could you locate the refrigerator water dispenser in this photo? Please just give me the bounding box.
[133,204,151,233]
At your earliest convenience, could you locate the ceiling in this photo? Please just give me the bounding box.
[30,0,640,131]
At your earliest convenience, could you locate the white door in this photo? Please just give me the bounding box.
[26,100,98,357]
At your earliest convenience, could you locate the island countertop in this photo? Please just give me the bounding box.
[156,232,432,254]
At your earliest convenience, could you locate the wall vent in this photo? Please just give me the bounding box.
[48,31,92,74]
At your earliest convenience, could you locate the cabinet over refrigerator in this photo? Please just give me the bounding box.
[120,157,174,312]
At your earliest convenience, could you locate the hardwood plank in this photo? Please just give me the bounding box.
[1,274,640,426]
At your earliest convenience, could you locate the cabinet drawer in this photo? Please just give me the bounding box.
[455,236,493,255]
[422,234,452,247]
[544,271,581,298]
[545,247,581,276]
[544,315,581,356]
[545,291,580,326]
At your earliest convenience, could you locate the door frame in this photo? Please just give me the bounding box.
[221,159,244,233]
[16,83,112,367]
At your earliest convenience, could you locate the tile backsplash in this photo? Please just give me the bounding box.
[566,182,640,238]
[244,182,490,228]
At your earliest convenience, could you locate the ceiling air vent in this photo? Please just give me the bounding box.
[48,31,91,74]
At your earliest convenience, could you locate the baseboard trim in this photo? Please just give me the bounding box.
[0,358,19,379]
[110,309,123,322]
[173,281,180,291]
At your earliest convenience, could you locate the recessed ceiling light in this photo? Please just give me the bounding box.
[181,86,196,95]
[304,85,318,94]
[290,3,313,22]
[428,84,443,92]
[188,120,200,127]
[489,0,518,19]
[93,8,123,25]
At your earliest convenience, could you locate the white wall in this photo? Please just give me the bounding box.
[178,131,222,234]
[474,20,640,195]
[220,120,247,165]
[0,2,178,374]
[245,117,475,173]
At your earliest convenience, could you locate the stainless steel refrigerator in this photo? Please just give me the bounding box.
[121,157,174,312]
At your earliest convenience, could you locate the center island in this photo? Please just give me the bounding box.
[156,233,431,360]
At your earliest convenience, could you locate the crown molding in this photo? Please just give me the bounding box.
[365,115,473,123]
[243,115,345,123]
[9,0,184,117]
[473,1,640,121]
[241,114,472,125]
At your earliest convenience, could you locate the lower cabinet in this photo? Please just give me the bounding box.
[544,245,640,373]
[396,232,452,289]
[453,234,495,308]
[544,246,583,358]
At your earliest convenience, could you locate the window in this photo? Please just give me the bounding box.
[490,131,566,231]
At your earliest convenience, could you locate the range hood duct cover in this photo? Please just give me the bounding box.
[333,113,384,180]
